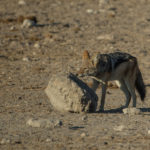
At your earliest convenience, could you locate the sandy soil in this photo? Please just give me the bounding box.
[0,0,150,149]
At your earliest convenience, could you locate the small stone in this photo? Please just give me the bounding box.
[97,34,114,41]
[26,118,41,128]
[34,43,40,48]
[86,9,94,14]
[26,118,62,128]
[54,120,63,127]
[10,26,15,31]
[99,0,109,8]
[80,132,87,138]
[18,0,26,5]
[46,138,51,142]
[114,125,125,131]
[21,19,36,28]
[22,57,29,62]
[82,115,88,121]
[148,130,150,134]
[108,10,116,17]
[122,108,141,115]
[0,138,10,144]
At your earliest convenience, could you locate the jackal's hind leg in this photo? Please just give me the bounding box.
[116,80,131,108]
[124,79,136,107]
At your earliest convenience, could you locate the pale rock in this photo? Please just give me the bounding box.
[34,43,40,49]
[10,26,15,31]
[99,0,109,8]
[82,115,88,121]
[21,19,36,28]
[122,108,141,115]
[80,132,87,138]
[26,118,63,128]
[22,57,29,62]
[97,34,114,41]
[54,120,63,127]
[114,125,125,131]
[0,138,10,144]
[86,9,94,14]
[45,73,98,113]
[46,138,51,142]
[18,0,26,5]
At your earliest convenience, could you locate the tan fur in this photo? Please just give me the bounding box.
[77,50,146,111]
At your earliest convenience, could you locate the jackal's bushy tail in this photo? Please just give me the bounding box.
[135,69,146,101]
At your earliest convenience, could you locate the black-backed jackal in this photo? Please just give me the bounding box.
[77,50,146,111]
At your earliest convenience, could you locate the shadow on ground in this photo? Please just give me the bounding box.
[95,107,150,114]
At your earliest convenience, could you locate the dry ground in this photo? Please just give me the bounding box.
[0,0,150,149]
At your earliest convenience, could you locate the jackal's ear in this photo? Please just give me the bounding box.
[93,55,99,66]
[82,50,90,60]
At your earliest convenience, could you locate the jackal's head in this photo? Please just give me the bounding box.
[76,50,97,77]
[76,50,110,78]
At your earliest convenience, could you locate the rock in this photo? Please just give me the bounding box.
[22,57,29,62]
[46,138,51,142]
[26,118,62,128]
[108,10,116,18]
[10,26,16,31]
[99,0,109,8]
[54,120,63,127]
[0,138,10,144]
[114,125,125,131]
[34,43,40,48]
[21,19,36,28]
[86,9,94,14]
[82,115,88,121]
[148,130,150,134]
[45,73,98,113]
[97,34,114,41]
[122,108,141,115]
[18,0,26,5]
[80,132,87,138]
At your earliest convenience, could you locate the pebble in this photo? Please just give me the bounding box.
[86,9,94,14]
[82,115,88,121]
[26,118,62,128]
[97,34,114,41]
[113,125,125,131]
[148,130,150,134]
[10,26,16,31]
[99,0,109,8]
[46,138,52,142]
[18,0,26,5]
[0,138,10,144]
[108,10,116,17]
[122,108,141,115]
[34,43,40,49]
[21,19,36,28]
[80,132,88,138]
[54,120,63,127]
[22,57,29,62]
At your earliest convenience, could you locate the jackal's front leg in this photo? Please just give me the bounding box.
[99,82,107,112]
[91,79,99,92]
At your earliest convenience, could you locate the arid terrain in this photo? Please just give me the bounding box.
[0,0,150,149]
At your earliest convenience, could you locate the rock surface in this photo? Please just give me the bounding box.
[45,73,98,113]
